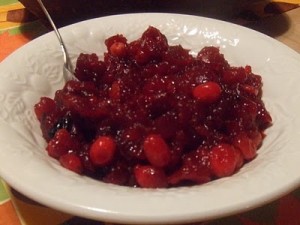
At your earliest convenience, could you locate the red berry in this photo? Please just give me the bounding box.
[233,147,244,169]
[122,125,144,142]
[240,84,259,96]
[89,136,116,166]
[34,97,56,121]
[102,162,130,185]
[46,129,78,159]
[210,144,237,177]
[40,112,61,142]
[257,105,273,129]
[233,133,256,160]
[222,67,247,84]
[109,42,127,57]
[168,148,212,185]
[109,81,121,100]
[74,53,105,82]
[245,65,252,74]
[143,134,171,168]
[193,81,221,103]
[59,153,83,174]
[105,34,127,49]
[249,131,263,149]
[134,165,167,188]
[197,46,226,70]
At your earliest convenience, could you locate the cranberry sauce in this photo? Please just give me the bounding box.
[34,26,272,188]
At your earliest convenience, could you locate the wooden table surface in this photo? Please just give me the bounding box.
[252,7,300,53]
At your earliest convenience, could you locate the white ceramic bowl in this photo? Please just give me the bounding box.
[0,13,300,224]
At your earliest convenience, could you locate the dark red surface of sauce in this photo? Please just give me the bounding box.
[34,26,272,188]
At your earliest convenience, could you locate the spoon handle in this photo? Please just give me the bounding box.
[36,0,73,80]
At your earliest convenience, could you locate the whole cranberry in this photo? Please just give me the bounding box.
[59,153,83,174]
[210,143,237,178]
[134,165,168,188]
[46,129,79,159]
[143,134,171,168]
[89,136,116,166]
[193,81,222,103]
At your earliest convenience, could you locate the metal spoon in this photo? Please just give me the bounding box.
[36,0,74,81]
